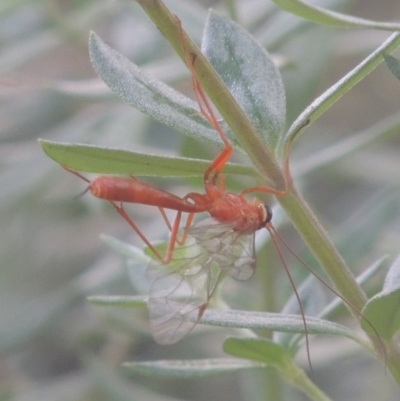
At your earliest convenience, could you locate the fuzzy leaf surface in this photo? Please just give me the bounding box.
[384,54,400,82]
[362,254,400,339]
[123,358,265,378]
[144,307,367,346]
[223,337,292,367]
[272,0,400,30]
[286,32,400,144]
[89,32,234,147]
[40,140,254,177]
[88,295,146,307]
[202,11,286,152]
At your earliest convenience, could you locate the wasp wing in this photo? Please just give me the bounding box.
[147,239,221,345]
[146,219,256,345]
[188,219,256,281]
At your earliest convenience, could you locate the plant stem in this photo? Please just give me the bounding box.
[280,185,368,312]
[283,364,333,401]
[134,0,285,190]
[387,343,400,385]
[277,183,391,361]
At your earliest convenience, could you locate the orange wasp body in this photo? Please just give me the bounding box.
[89,175,272,239]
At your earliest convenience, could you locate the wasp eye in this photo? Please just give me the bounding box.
[263,204,273,225]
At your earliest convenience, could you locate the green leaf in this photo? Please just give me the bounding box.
[271,0,400,31]
[224,338,332,401]
[286,31,400,144]
[362,255,400,340]
[88,31,235,148]
[88,295,146,307]
[384,54,400,82]
[123,358,265,378]
[39,139,255,177]
[224,337,292,367]
[200,308,350,334]
[279,257,387,350]
[202,11,286,152]
[383,255,400,292]
[174,308,367,347]
[319,256,387,319]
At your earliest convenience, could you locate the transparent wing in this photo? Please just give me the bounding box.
[146,219,256,345]
[147,240,221,344]
[188,218,256,281]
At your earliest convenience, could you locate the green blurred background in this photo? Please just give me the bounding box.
[1,0,400,400]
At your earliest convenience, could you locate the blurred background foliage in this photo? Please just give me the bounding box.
[2,0,400,400]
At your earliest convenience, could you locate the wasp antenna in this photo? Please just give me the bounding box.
[269,224,387,366]
[73,185,91,200]
[266,223,313,373]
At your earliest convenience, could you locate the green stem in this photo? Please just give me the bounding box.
[277,183,391,363]
[387,344,400,386]
[286,31,400,144]
[134,0,285,190]
[281,363,332,401]
[279,185,367,313]
[263,370,284,401]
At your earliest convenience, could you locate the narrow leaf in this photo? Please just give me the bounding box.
[319,256,388,319]
[280,257,387,350]
[384,54,400,82]
[224,337,292,366]
[148,306,367,346]
[271,0,400,31]
[362,255,400,339]
[202,11,286,152]
[224,337,332,401]
[89,32,233,147]
[201,309,360,338]
[39,139,255,177]
[123,358,265,378]
[88,295,146,307]
[286,32,400,144]
[382,255,400,292]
